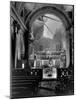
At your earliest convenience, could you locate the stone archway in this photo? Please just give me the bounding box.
[24,6,72,68]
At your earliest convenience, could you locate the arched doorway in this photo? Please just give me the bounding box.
[25,6,72,71]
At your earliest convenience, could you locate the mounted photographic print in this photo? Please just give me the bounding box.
[10,1,74,99]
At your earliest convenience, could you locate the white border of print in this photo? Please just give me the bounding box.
[0,0,76,100]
